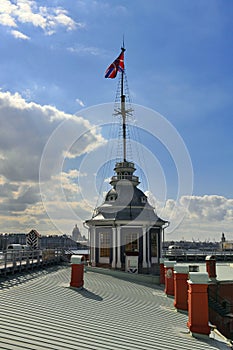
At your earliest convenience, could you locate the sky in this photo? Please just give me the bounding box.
[0,0,233,241]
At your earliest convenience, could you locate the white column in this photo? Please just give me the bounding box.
[112,227,116,269]
[92,227,96,267]
[142,227,147,268]
[116,225,121,269]
[147,229,151,268]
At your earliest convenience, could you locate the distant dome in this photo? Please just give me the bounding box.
[72,224,82,241]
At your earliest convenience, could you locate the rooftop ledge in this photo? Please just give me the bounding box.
[86,266,160,285]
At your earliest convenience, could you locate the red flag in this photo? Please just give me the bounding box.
[105,49,125,79]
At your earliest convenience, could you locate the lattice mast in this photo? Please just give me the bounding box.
[120,46,127,162]
[114,44,133,162]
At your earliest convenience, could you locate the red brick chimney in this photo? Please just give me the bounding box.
[164,261,176,296]
[187,272,211,338]
[205,255,217,280]
[174,264,189,311]
[70,255,84,289]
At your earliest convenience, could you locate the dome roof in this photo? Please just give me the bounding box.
[86,161,167,226]
[93,181,160,222]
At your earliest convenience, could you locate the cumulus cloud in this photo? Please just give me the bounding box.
[146,192,233,225]
[0,13,17,27]
[148,193,233,240]
[180,195,233,221]
[0,90,104,233]
[0,0,81,38]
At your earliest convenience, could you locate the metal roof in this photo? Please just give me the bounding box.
[0,265,229,350]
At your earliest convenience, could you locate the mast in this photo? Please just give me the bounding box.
[112,43,132,163]
[120,46,127,162]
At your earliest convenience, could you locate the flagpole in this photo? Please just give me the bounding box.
[120,46,126,162]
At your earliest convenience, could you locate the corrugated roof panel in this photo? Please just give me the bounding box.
[0,266,229,349]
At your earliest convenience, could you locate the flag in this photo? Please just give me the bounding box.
[105,49,125,78]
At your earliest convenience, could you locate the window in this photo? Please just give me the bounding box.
[125,233,138,252]
[100,232,110,257]
[151,232,157,257]
[141,196,147,203]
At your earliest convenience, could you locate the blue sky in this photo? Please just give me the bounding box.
[0,0,233,241]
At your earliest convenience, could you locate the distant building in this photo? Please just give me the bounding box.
[0,232,79,250]
[71,224,82,241]
[40,234,78,249]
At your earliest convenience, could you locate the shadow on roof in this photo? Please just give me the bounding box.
[0,264,67,290]
[69,286,103,301]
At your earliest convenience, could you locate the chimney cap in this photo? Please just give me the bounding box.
[174,264,189,274]
[188,272,210,284]
[164,260,176,268]
[205,255,216,261]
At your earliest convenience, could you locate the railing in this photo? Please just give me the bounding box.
[0,249,63,275]
[115,162,135,168]
[111,175,139,181]
[162,249,233,261]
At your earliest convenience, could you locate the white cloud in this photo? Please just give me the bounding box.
[0,0,81,38]
[145,190,233,240]
[76,98,85,107]
[179,195,233,221]
[11,29,30,40]
[0,90,104,233]
[53,8,81,31]
[0,13,17,27]
[68,45,105,56]
[150,194,233,240]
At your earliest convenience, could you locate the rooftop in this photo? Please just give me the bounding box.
[0,265,230,349]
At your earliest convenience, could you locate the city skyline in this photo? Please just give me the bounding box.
[0,1,233,240]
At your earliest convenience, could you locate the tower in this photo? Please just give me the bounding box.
[84,46,168,274]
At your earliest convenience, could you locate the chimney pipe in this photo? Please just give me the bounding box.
[205,255,217,280]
